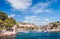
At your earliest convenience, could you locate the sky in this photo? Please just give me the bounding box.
[0,0,60,26]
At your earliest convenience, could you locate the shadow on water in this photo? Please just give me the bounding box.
[0,31,60,39]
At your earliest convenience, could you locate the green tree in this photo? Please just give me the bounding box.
[49,21,60,29]
[0,19,4,27]
[0,20,4,30]
[0,12,8,21]
[0,19,3,23]
[4,18,16,28]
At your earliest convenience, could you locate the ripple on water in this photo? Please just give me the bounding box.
[0,32,60,39]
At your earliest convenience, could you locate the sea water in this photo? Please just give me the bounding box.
[0,31,60,39]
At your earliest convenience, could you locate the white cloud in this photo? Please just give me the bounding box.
[25,16,40,21]
[41,21,47,25]
[24,16,51,26]
[30,2,53,14]
[6,0,32,10]
[24,16,41,25]
[8,14,15,18]
[39,18,50,25]
[40,18,50,25]
[40,21,49,25]
[6,0,57,14]
[29,0,58,14]
[6,0,57,26]
[47,0,58,3]
[44,19,50,21]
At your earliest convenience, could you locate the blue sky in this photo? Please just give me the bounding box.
[0,0,60,25]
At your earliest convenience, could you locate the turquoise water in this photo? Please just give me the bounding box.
[0,31,60,39]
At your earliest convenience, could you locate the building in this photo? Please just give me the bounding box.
[18,22,36,27]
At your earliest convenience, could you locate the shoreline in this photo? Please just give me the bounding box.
[0,31,17,37]
[0,29,60,37]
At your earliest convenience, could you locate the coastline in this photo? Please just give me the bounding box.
[1,29,60,37]
[0,31,17,37]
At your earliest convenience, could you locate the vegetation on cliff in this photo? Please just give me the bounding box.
[0,12,16,30]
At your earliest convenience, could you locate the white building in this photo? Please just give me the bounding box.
[18,22,36,27]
